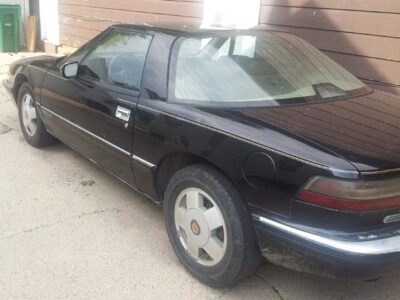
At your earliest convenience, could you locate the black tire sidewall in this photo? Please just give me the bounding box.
[164,165,254,287]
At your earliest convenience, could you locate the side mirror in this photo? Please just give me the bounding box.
[61,62,79,79]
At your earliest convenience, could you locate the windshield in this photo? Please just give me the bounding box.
[169,31,370,106]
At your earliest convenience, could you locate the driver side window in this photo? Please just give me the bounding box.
[79,29,152,91]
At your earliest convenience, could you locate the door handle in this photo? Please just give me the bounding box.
[115,106,131,122]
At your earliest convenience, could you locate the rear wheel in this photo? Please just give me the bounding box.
[17,82,56,147]
[164,164,262,287]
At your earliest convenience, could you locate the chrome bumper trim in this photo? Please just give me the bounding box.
[361,168,400,176]
[253,214,400,255]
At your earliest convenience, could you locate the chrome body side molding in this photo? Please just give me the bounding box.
[132,154,156,169]
[41,106,131,156]
[40,105,157,170]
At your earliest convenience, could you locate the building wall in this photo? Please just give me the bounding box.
[29,0,42,50]
[260,0,400,95]
[57,0,400,96]
[58,0,203,47]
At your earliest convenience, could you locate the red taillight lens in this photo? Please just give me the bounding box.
[297,176,400,212]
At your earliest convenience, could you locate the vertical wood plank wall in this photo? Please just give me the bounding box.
[57,0,400,95]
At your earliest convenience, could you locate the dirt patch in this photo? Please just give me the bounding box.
[0,122,11,134]
[80,180,96,187]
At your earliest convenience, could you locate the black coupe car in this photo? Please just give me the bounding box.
[4,23,400,287]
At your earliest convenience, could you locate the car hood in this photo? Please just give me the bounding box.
[231,90,400,173]
[10,55,60,74]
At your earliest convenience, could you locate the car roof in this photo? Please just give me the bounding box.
[111,21,284,37]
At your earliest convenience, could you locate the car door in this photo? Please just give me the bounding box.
[40,28,153,186]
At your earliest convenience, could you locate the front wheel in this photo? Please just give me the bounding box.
[17,82,56,147]
[164,164,262,287]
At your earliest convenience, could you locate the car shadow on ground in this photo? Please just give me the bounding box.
[255,263,400,300]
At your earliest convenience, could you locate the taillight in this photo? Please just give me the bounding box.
[297,176,400,212]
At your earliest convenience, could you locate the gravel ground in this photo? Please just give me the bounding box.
[0,52,399,300]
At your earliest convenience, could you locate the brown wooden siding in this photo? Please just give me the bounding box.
[260,0,400,95]
[58,0,400,96]
[58,0,203,48]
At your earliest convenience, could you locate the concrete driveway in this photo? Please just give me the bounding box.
[1,54,399,300]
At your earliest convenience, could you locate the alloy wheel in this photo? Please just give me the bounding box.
[174,187,227,266]
[21,93,37,137]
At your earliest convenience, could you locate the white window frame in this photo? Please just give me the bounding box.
[201,0,261,29]
[39,0,60,45]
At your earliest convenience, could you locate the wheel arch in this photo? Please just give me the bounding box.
[154,151,246,205]
[12,73,29,102]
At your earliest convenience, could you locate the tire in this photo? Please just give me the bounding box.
[164,164,263,287]
[17,82,56,147]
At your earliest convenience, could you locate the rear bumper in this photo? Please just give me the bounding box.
[253,214,400,280]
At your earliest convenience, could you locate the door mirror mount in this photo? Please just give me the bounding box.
[61,62,79,79]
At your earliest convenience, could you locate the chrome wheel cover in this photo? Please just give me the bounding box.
[21,93,37,137]
[174,187,227,266]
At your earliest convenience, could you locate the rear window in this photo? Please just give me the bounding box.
[168,31,370,106]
